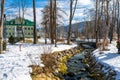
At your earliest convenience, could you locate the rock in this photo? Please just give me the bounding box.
[3,73,7,78]
[109,70,116,75]
[67,59,71,62]
[80,68,86,72]
[78,58,83,61]
[74,61,77,63]
[67,72,75,77]
[80,77,90,80]
[80,78,85,80]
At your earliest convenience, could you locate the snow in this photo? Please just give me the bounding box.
[38,38,51,43]
[93,41,120,80]
[0,42,77,80]
[1,38,120,80]
[76,38,96,42]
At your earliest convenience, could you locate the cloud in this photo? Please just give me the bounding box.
[55,0,94,25]
[24,8,43,27]
[5,0,94,26]
[78,0,93,7]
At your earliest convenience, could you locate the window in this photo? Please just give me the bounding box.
[28,28,30,30]
[31,28,33,30]
[25,28,27,30]
[9,28,11,30]
[9,33,11,35]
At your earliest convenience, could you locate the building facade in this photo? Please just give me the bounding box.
[5,18,34,38]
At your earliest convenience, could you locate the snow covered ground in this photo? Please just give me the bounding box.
[1,38,120,80]
[0,42,77,80]
[93,42,120,80]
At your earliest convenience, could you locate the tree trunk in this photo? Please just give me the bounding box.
[67,0,77,44]
[33,0,37,44]
[117,0,120,40]
[50,0,54,44]
[54,0,57,47]
[45,23,47,44]
[0,0,5,53]
[102,0,110,50]
[95,0,98,44]
[67,0,73,44]
[21,0,25,42]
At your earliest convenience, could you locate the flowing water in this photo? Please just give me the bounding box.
[64,50,94,80]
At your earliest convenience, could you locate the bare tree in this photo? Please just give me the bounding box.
[41,6,49,44]
[67,0,78,44]
[0,0,5,53]
[117,0,120,40]
[50,0,54,44]
[94,0,98,43]
[54,0,57,47]
[42,0,66,45]
[20,0,27,42]
[6,0,29,42]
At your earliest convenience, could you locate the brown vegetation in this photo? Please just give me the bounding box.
[30,47,82,80]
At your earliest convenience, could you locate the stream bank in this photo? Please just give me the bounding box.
[64,44,116,80]
[30,44,116,80]
[30,47,82,80]
[63,47,116,80]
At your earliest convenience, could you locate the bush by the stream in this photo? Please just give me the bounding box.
[30,47,82,80]
[117,40,120,52]
[41,53,58,73]
[83,51,116,80]
[58,63,67,75]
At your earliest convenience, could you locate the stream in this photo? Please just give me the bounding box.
[64,49,94,80]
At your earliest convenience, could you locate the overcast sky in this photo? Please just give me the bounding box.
[5,0,94,26]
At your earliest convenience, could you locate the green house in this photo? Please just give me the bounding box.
[5,18,34,38]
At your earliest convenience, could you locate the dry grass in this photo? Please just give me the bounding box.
[32,73,60,80]
[102,39,109,51]
[42,45,53,54]
[41,53,58,73]
[57,39,65,43]
[25,39,33,43]
[30,65,43,75]
[96,39,110,51]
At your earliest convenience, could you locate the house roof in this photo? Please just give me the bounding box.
[6,18,34,26]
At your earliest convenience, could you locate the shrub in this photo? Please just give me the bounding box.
[3,41,6,50]
[8,35,16,44]
[117,41,120,48]
[42,45,52,54]
[58,63,67,75]
[41,53,58,73]
[29,65,43,75]
[117,40,120,52]
[14,37,23,42]
[8,36,23,44]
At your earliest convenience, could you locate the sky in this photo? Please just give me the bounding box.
[5,0,94,27]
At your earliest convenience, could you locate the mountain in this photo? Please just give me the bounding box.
[64,21,86,32]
